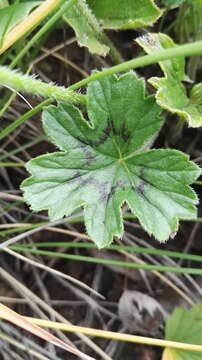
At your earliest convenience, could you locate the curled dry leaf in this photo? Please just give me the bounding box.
[118,290,167,335]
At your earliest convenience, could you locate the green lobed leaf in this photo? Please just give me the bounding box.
[63,0,109,56]
[164,305,202,360]
[86,0,162,29]
[21,73,201,248]
[137,33,202,127]
[0,2,40,40]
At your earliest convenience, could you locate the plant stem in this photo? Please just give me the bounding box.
[10,248,202,275]
[0,162,24,167]
[68,40,202,90]
[0,99,51,141]
[0,66,86,105]
[0,136,46,161]
[3,316,202,353]
[13,241,202,263]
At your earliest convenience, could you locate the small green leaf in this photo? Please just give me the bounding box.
[190,83,202,106]
[86,0,162,30]
[63,0,109,55]
[165,305,202,360]
[137,33,202,127]
[0,2,40,40]
[21,73,200,248]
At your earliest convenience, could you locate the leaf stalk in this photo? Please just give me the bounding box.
[68,40,202,90]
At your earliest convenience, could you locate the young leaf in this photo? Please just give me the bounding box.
[137,33,202,127]
[164,305,202,360]
[21,73,200,248]
[63,0,109,56]
[0,2,40,40]
[86,0,162,29]
[190,83,202,105]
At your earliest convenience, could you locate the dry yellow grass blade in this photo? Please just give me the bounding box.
[0,267,111,360]
[7,316,202,354]
[0,303,95,360]
[0,0,69,55]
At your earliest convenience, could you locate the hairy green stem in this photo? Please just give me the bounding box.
[2,40,202,111]
[0,66,86,105]
[68,40,202,90]
[2,40,202,109]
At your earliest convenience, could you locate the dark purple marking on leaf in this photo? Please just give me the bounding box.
[75,136,90,147]
[66,171,82,182]
[74,124,110,148]
[110,118,130,142]
[103,180,128,204]
[120,123,130,142]
[134,167,156,194]
[78,142,96,165]
[121,131,130,142]
[98,181,111,202]
[78,178,114,205]
[79,177,94,187]
[73,116,130,151]
[89,123,111,146]
[79,178,107,197]
[133,169,147,197]
[105,185,117,203]
[136,182,145,196]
